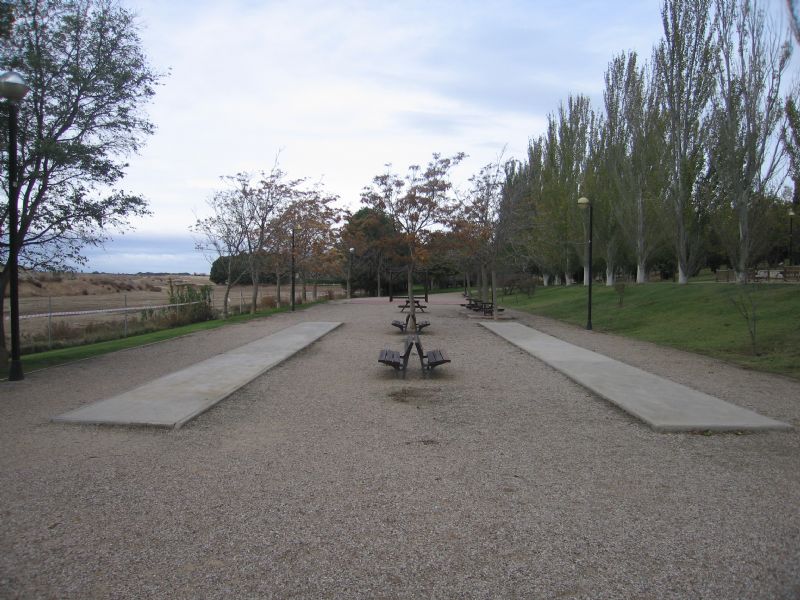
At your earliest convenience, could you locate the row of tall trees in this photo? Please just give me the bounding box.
[501,0,797,286]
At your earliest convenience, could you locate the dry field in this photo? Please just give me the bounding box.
[3,272,344,349]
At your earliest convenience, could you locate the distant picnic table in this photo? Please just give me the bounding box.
[461,296,504,316]
[398,298,427,312]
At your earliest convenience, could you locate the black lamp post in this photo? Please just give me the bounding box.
[578,196,593,331]
[1,71,29,381]
[347,247,354,299]
[790,207,795,266]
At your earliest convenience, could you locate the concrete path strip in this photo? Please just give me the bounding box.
[481,321,791,432]
[52,321,342,429]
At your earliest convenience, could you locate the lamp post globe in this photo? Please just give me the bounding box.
[347,247,355,299]
[0,71,30,103]
[577,197,593,331]
[1,70,30,381]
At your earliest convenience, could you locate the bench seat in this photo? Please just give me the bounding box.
[412,334,451,373]
[425,348,450,368]
[378,337,415,377]
[391,317,430,333]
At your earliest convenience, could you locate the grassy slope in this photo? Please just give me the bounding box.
[1,302,320,379]
[501,282,800,379]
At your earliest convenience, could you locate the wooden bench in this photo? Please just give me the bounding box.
[412,333,450,373]
[378,336,415,377]
[391,314,430,333]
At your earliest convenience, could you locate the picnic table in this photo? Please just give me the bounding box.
[461,297,503,316]
[398,298,427,312]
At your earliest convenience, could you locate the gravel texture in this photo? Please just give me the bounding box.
[1,293,798,599]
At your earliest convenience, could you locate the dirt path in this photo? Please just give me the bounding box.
[1,294,798,599]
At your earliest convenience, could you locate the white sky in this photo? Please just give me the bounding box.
[82,0,760,274]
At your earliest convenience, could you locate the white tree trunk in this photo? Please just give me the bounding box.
[606,266,615,287]
[636,261,647,284]
[678,263,689,284]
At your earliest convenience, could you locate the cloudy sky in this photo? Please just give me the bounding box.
[85,0,679,273]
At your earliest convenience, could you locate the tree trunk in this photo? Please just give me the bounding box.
[250,267,259,314]
[480,263,488,302]
[377,258,382,297]
[636,260,647,284]
[543,274,551,287]
[407,261,416,330]
[275,270,281,308]
[491,267,498,321]
[606,266,615,287]
[636,191,648,284]
[677,263,689,284]
[313,280,318,300]
[0,268,8,365]
[223,284,232,319]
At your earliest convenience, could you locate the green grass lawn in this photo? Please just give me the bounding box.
[500,282,800,379]
[1,301,322,379]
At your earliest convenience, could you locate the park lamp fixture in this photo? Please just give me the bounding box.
[0,71,30,103]
[1,70,30,381]
[347,247,355,299]
[577,196,593,331]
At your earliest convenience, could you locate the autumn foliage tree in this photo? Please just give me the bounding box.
[361,152,465,328]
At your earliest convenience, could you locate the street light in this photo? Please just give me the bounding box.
[578,196,593,331]
[1,71,30,381]
[347,247,354,299]
[790,207,795,266]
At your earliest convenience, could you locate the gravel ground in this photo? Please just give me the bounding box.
[1,293,798,599]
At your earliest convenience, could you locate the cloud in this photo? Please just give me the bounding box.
[95,0,669,272]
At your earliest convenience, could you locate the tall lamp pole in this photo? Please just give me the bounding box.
[1,71,30,381]
[578,196,593,331]
[347,247,354,299]
[790,207,795,266]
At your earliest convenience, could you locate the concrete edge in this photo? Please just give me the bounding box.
[173,321,343,429]
[479,322,793,433]
[50,321,343,430]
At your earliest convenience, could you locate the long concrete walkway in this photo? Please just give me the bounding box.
[52,321,341,429]
[481,321,791,432]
